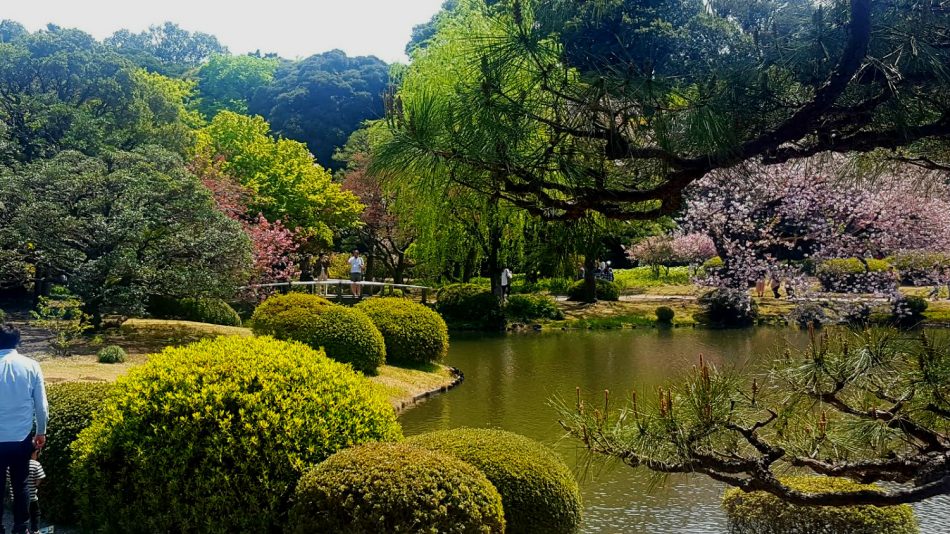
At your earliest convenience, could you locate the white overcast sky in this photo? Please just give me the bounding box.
[3,0,445,63]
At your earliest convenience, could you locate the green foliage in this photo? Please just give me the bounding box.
[41,381,113,526]
[505,294,564,322]
[703,256,724,270]
[354,298,448,365]
[407,428,582,534]
[722,476,918,534]
[289,442,505,534]
[816,258,895,293]
[655,306,675,324]
[787,302,831,329]
[196,111,362,247]
[697,288,758,327]
[436,283,504,328]
[31,293,92,356]
[72,336,401,533]
[96,345,127,364]
[151,297,242,326]
[105,22,226,76]
[567,279,620,302]
[249,50,389,169]
[196,54,278,118]
[251,293,386,374]
[888,250,950,286]
[614,266,693,288]
[892,295,929,325]
[0,149,252,322]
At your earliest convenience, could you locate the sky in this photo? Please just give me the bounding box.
[2,0,446,63]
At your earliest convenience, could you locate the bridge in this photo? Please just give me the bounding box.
[247,280,433,304]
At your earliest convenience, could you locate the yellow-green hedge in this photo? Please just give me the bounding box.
[407,428,582,534]
[40,381,113,526]
[722,476,918,534]
[355,298,449,364]
[290,442,505,533]
[251,293,386,374]
[72,336,402,533]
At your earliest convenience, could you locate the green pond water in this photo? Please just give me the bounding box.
[399,328,950,533]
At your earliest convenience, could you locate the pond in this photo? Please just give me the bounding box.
[400,328,950,533]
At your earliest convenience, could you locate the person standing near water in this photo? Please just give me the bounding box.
[317,253,331,295]
[501,267,513,299]
[348,249,365,298]
[770,278,782,299]
[0,325,48,534]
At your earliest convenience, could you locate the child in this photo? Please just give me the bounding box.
[27,450,45,534]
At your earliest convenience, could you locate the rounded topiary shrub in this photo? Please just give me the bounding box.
[407,428,582,534]
[722,476,918,534]
[149,296,242,326]
[816,258,896,293]
[251,293,386,374]
[96,345,127,363]
[505,294,564,322]
[892,295,929,325]
[697,288,758,327]
[655,306,675,324]
[436,283,503,328]
[40,381,113,526]
[290,442,505,534]
[567,279,620,301]
[72,336,402,533]
[354,298,449,364]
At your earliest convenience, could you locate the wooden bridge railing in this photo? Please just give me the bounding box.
[244,280,432,304]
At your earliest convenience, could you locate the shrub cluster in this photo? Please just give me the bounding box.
[888,250,950,286]
[72,336,401,533]
[355,298,449,364]
[697,288,758,327]
[149,296,242,326]
[407,428,582,534]
[567,279,620,301]
[505,294,564,322]
[290,442,505,533]
[251,293,386,374]
[96,345,127,363]
[436,284,504,328]
[892,295,929,325]
[655,306,675,324]
[40,381,113,526]
[787,302,831,329]
[722,476,918,534]
[816,258,896,293]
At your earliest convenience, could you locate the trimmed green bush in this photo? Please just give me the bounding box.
[40,381,113,526]
[251,293,386,374]
[150,296,242,326]
[722,476,918,534]
[505,294,564,322]
[355,298,449,364]
[290,442,505,534]
[816,258,895,293]
[655,306,675,324]
[436,283,504,328]
[893,295,929,325]
[96,345,127,363]
[697,288,758,327]
[407,428,582,534]
[567,279,620,301]
[72,336,401,533]
[888,250,950,286]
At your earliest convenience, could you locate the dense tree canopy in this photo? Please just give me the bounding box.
[0,26,195,165]
[105,22,226,76]
[250,50,389,169]
[195,111,362,248]
[0,148,251,322]
[379,0,950,221]
[195,54,279,118]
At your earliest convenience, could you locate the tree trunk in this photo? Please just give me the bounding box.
[487,197,502,297]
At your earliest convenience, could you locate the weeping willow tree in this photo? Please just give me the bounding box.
[560,328,950,506]
[375,0,950,222]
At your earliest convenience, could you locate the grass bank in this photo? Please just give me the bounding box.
[38,319,458,409]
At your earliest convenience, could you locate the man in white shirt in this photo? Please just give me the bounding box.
[0,325,48,534]
[347,249,366,298]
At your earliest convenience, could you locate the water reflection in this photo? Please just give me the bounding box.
[399,328,949,533]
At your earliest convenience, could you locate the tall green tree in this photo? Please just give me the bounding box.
[249,50,389,169]
[195,54,279,118]
[381,0,950,221]
[105,22,226,76]
[0,148,252,325]
[195,111,363,249]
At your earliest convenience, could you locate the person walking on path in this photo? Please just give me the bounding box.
[347,249,366,298]
[755,279,766,298]
[500,267,513,299]
[0,325,48,534]
[770,278,782,299]
[317,253,331,295]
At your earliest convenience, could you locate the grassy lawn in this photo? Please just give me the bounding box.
[38,319,457,409]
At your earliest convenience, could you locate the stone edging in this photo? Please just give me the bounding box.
[394,366,464,414]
